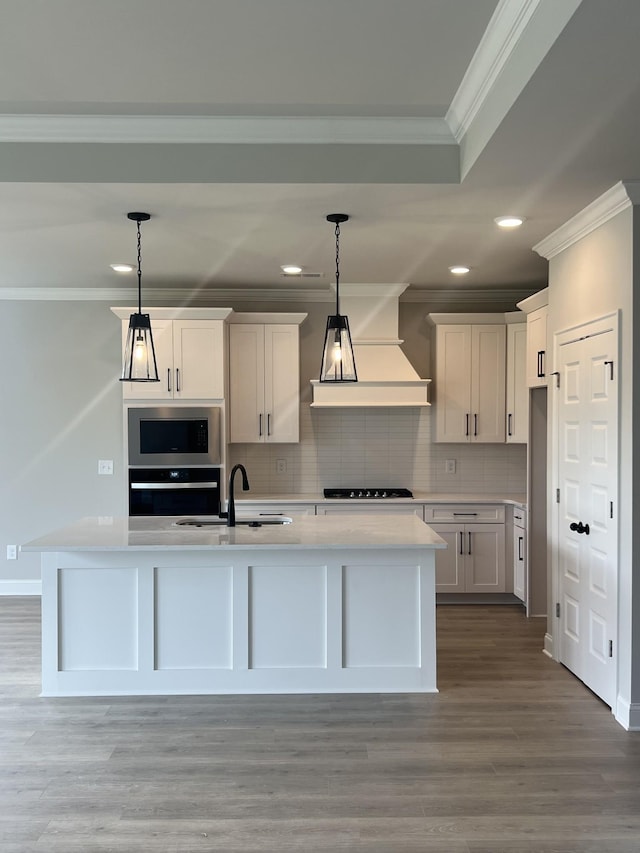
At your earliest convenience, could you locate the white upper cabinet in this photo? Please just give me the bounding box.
[516,289,549,388]
[505,318,528,443]
[228,314,306,444]
[112,308,232,401]
[429,315,506,443]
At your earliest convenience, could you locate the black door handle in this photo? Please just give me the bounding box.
[570,521,590,535]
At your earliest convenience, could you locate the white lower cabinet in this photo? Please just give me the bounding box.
[425,505,506,593]
[512,506,527,603]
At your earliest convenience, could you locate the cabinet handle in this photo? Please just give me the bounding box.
[176,368,180,393]
[508,413,513,436]
[459,531,464,556]
[453,512,477,516]
[259,413,263,437]
[267,413,271,436]
[518,535,524,561]
[167,368,171,393]
[465,414,469,437]
[474,414,478,437]
[537,350,545,378]
[468,531,472,555]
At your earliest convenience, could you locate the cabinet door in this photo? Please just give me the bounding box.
[264,325,299,443]
[434,325,472,442]
[121,318,174,400]
[229,325,265,442]
[173,320,224,400]
[471,325,506,443]
[464,523,505,592]
[506,323,528,443]
[513,525,526,602]
[526,306,548,387]
[430,524,465,592]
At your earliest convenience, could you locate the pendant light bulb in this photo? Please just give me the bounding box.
[319,213,357,383]
[120,212,160,383]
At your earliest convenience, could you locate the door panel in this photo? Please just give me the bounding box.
[557,323,617,707]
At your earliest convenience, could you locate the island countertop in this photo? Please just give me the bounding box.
[23,513,447,552]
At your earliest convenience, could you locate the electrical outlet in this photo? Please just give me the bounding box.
[445,459,457,474]
[6,545,17,560]
[98,459,114,475]
[276,459,287,474]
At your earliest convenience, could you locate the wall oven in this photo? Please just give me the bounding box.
[129,467,221,517]
[128,406,221,467]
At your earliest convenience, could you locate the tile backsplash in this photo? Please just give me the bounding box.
[229,405,527,495]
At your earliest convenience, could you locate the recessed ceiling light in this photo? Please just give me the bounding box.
[494,216,525,229]
[281,264,303,276]
[110,263,134,273]
[449,265,470,275]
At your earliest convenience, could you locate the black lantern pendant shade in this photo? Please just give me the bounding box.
[120,212,159,383]
[319,213,357,382]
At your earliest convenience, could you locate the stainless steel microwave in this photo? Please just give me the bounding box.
[127,406,222,467]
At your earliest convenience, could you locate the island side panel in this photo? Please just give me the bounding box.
[40,547,437,696]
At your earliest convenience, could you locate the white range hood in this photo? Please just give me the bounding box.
[310,284,431,407]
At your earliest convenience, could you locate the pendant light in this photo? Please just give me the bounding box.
[120,212,159,383]
[319,213,357,382]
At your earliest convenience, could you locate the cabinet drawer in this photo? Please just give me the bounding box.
[424,504,505,523]
[512,506,526,528]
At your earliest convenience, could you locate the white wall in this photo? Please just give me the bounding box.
[546,204,638,726]
[0,294,527,587]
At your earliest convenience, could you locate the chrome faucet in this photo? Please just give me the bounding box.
[226,464,250,527]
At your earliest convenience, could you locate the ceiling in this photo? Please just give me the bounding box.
[2,0,640,304]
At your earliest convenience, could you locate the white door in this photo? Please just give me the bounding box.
[471,325,506,442]
[557,319,618,707]
[173,320,225,400]
[229,324,265,442]
[264,325,300,443]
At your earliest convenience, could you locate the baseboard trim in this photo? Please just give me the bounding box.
[0,579,41,596]
[543,632,554,658]
[614,697,640,731]
[436,593,523,605]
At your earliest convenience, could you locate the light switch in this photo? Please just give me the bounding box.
[98,460,114,475]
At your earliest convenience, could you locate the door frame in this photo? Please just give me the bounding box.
[549,312,620,690]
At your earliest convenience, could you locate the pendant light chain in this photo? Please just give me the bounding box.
[136,219,143,314]
[334,220,341,316]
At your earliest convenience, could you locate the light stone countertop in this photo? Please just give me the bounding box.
[22,513,447,552]
[237,492,527,507]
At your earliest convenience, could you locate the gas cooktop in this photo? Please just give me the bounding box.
[323,488,414,499]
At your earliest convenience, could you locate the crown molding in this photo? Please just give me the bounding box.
[533,181,640,259]
[401,287,538,305]
[0,285,539,306]
[446,0,543,142]
[0,286,333,303]
[0,114,454,146]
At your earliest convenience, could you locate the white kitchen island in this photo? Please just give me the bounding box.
[23,514,446,697]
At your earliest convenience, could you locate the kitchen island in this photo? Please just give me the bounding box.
[23,514,445,697]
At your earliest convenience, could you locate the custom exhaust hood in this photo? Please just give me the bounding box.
[311,284,431,407]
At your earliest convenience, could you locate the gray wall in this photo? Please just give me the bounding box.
[0,301,125,586]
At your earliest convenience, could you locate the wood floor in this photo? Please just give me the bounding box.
[1,598,639,852]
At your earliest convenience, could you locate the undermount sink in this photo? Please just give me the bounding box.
[174,516,292,528]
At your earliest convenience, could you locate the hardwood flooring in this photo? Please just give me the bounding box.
[1,598,639,852]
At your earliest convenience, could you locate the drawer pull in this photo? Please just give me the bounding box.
[453,512,478,516]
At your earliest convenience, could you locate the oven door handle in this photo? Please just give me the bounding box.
[130,482,220,490]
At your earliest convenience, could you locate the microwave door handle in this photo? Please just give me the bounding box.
[130,482,220,489]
